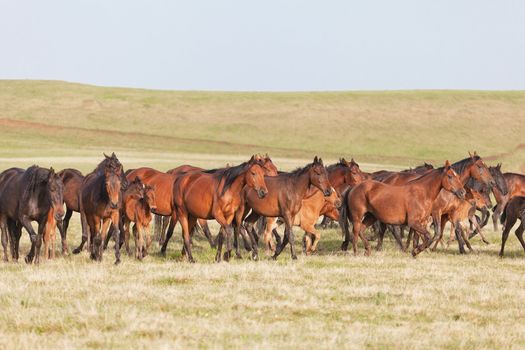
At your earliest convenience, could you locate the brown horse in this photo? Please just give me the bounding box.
[0,166,64,264]
[57,168,84,254]
[354,154,497,252]
[243,157,332,260]
[270,186,341,255]
[120,177,157,259]
[499,196,525,257]
[172,155,269,263]
[343,161,466,256]
[72,154,123,264]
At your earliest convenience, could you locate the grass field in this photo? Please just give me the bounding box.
[1,80,525,349]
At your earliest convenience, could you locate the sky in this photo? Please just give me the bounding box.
[0,0,524,91]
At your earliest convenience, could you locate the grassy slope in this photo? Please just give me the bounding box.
[0,80,524,171]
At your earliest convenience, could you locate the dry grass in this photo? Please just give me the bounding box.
[1,218,525,349]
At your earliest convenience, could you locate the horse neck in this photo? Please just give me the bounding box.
[328,168,344,189]
[222,172,246,199]
[290,170,312,199]
[408,169,446,201]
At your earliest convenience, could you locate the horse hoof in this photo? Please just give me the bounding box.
[235,254,243,260]
[72,248,81,255]
[24,255,32,264]
[291,255,298,260]
[114,259,121,265]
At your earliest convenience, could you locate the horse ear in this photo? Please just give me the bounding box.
[250,155,255,162]
[444,160,451,169]
[265,153,269,159]
[111,152,116,158]
[474,151,478,156]
[319,158,324,165]
[314,156,319,163]
[468,151,474,159]
[497,163,502,169]
[104,153,110,159]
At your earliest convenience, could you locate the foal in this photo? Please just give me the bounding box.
[121,178,157,260]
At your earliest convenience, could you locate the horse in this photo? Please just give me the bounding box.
[490,167,520,231]
[347,154,497,252]
[172,155,269,263]
[270,186,341,255]
[499,196,525,257]
[342,161,466,257]
[56,168,84,254]
[42,206,59,260]
[318,158,366,229]
[160,155,279,258]
[0,166,64,264]
[425,179,492,253]
[242,157,332,260]
[72,154,123,264]
[120,177,157,260]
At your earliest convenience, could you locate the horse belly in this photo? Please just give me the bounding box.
[367,193,407,226]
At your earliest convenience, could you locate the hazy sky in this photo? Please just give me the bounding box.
[1,0,524,91]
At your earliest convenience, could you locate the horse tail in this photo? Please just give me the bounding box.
[339,189,351,238]
[500,202,510,225]
[154,215,164,243]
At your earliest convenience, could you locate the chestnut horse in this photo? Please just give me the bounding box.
[172,155,269,263]
[270,186,341,255]
[72,154,123,264]
[343,161,466,256]
[57,168,84,254]
[0,166,64,264]
[243,157,332,260]
[499,196,525,257]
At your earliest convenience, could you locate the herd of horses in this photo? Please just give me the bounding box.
[1,151,525,265]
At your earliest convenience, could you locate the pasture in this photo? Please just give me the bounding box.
[1,80,525,349]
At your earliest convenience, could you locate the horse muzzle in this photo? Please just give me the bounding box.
[110,202,119,209]
[455,189,466,200]
[323,188,332,197]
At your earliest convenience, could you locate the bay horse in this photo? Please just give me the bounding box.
[499,196,525,257]
[161,155,279,258]
[121,177,157,259]
[0,166,64,264]
[270,186,341,255]
[242,157,332,260]
[343,161,466,256]
[56,168,84,254]
[172,155,269,263]
[72,154,123,264]
[349,154,497,252]
[490,168,520,231]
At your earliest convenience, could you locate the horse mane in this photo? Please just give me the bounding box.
[58,168,83,182]
[465,178,489,193]
[21,165,50,202]
[285,162,315,178]
[436,156,480,175]
[204,161,251,195]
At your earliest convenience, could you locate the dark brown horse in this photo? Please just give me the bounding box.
[172,155,269,263]
[490,167,519,231]
[0,166,64,264]
[56,168,84,254]
[243,157,332,260]
[499,196,525,257]
[72,154,123,264]
[342,161,466,256]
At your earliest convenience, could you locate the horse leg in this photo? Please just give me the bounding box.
[160,213,176,256]
[72,209,89,254]
[199,220,215,248]
[215,227,224,263]
[222,224,235,262]
[514,219,525,253]
[410,222,435,256]
[272,221,290,260]
[61,208,72,255]
[311,229,321,253]
[404,228,413,252]
[263,217,277,256]
[0,223,8,262]
[453,221,467,254]
[132,224,141,260]
[178,212,195,263]
[376,223,387,251]
[389,225,405,252]
[458,222,473,252]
